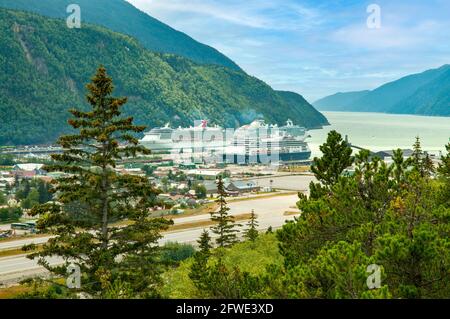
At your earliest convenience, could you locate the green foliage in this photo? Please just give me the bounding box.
[244,210,259,242]
[0,191,6,205]
[15,179,52,208]
[210,177,240,248]
[0,154,15,165]
[25,67,172,298]
[189,230,212,292]
[0,206,22,223]
[0,8,327,145]
[167,233,281,298]
[17,278,72,299]
[142,164,155,177]
[310,130,354,187]
[0,0,241,70]
[20,188,39,209]
[271,137,450,299]
[160,242,196,265]
[408,137,435,178]
[194,184,207,199]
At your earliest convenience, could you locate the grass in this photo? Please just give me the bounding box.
[0,233,48,243]
[161,233,282,298]
[110,202,219,228]
[0,245,43,258]
[284,211,300,216]
[167,213,253,232]
[0,284,31,299]
[168,202,218,219]
[278,165,311,173]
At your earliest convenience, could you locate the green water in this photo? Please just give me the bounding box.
[309,112,450,157]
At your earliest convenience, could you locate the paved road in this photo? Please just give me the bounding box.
[0,194,300,284]
[0,236,52,250]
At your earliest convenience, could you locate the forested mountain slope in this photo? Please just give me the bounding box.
[0,0,241,70]
[314,65,450,116]
[0,8,328,145]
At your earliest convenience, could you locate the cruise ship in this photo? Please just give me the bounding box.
[140,120,224,152]
[140,119,311,164]
[225,119,311,164]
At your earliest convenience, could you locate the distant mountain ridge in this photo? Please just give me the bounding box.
[314,65,450,116]
[0,0,241,70]
[0,8,328,145]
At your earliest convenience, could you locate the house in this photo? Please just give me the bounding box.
[226,180,260,194]
[13,163,46,178]
[186,169,223,180]
[372,149,414,160]
[13,163,44,172]
[200,181,219,195]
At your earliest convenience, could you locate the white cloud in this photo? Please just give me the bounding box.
[127,0,323,31]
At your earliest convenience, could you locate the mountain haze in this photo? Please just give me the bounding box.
[314,65,450,116]
[0,8,328,145]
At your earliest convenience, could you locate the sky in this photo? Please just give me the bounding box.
[126,0,450,102]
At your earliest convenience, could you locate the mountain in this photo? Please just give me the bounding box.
[392,68,450,116]
[313,91,370,111]
[314,65,450,116]
[0,0,241,70]
[0,8,328,145]
[275,91,329,123]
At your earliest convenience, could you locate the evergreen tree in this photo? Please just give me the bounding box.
[437,143,450,206]
[194,184,207,199]
[189,230,212,290]
[37,180,52,204]
[311,130,354,187]
[0,191,6,205]
[422,153,435,177]
[210,176,239,248]
[392,149,408,185]
[438,143,450,178]
[26,66,172,298]
[198,229,213,257]
[411,136,423,167]
[268,134,450,299]
[244,210,259,242]
[21,189,39,209]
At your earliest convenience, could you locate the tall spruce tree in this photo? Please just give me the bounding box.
[311,130,354,187]
[26,66,172,298]
[210,176,239,248]
[438,143,450,206]
[244,210,259,242]
[189,230,212,290]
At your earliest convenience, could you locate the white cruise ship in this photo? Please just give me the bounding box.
[140,119,311,164]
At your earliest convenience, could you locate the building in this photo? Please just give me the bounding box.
[13,163,46,178]
[373,149,414,160]
[200,181,219,195]
[186,169,223,180]
[225,180,260,194]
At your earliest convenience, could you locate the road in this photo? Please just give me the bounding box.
[0,194,300,285]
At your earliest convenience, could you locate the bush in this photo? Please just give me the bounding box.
[160,242,196,265]
[0,207,23,223]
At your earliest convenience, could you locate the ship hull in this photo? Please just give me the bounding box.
[222,151,311,164]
